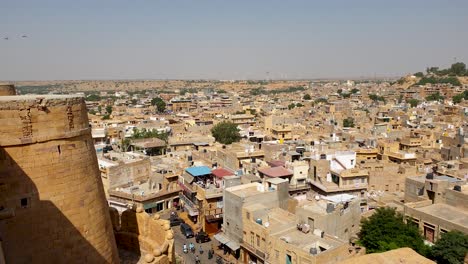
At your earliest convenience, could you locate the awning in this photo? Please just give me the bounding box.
[214,233,230,244]
[225,241,240,251]
[214,233,240,251]
[184,204,199,216]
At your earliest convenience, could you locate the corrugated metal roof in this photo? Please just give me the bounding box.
[212,168,235,178]
[185,166,211,177]
[258,166,293,178]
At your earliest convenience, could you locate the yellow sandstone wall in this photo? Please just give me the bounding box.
[0,84,16,96]
[0,95,119,263]
[110,207,175,264]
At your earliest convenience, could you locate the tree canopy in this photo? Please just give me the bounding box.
[430,231,468,264]
[426,92,444,101]
[132,128,169,142]
[151,97,166,113]
[211,121,241,145]
[408,99,419,108]
[369,94,386,103]
[358,207,427,254]
[343,117,355,128]
[303,94,312,100]
[452,90,468,104]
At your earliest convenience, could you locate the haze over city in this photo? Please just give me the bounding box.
[2,0,468,81]
[1,1,468,264]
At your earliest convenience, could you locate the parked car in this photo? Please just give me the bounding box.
[195,231,210,243]
[180,223,194,238]
[170,215,183,227]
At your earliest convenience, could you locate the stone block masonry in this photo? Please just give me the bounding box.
[0,95,119,263]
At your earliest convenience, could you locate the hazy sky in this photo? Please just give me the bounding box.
[1,0,467,80]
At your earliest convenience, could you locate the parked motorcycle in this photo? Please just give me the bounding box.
[183,244,188,254]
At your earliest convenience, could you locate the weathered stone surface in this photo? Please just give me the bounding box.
[0,95,119,263]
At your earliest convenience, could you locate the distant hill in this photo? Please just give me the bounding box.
[395,62,467,88]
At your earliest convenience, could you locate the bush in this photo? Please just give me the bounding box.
[211,121,241,145]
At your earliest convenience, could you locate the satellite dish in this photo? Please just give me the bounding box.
[264,222,270,227]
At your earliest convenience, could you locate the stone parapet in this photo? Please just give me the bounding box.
[0,95,89,146]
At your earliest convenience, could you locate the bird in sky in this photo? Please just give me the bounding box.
[3,37,8,40]
[21,35,27,38]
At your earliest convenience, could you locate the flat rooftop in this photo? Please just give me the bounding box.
[226,183,273,198]
[272,228,343,254]
[0,94,83,101]
[415,203,468,227]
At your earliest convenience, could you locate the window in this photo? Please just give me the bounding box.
[246,212,250,220]
[20,197,30,208]
[350,159,354,165]
[156,202,164,212]
[256,235,260,247]
[250,232,255,245]
[361,178,365,183]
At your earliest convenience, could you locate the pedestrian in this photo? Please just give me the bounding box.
[195,255,200,264]
[199,245,204,254]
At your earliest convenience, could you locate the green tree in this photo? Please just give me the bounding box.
[151,97,166,113]
[296,103,304,107]
[408,99,419,108]
[369,94,386,103]
[430,231,468,264]
[97,105,102,113]
[86,94,101,101]
[132,128,168,142]
[452,91,468,104]
[343,117,355,128]
[426,92,444,101]
[350,88,360,94]
[211,121,241,145]
[288,103,296,110]
[121,138,132,152]
[414,72,424,78]
[450,62,466,76]
[105,105,113,115]
[337,89,343,94]
[358,207,427,254]
[303,94,312,100]
[314,98,328,104]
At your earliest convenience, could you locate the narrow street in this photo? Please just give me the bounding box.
[161,210,217,264]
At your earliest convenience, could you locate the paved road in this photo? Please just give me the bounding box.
[161,210,217,264]
[173,227,216,264]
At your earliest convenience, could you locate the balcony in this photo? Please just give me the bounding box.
[194,182,223,199]
[241,242,266,260]
[179,193,199,216]
[205,208,223,222]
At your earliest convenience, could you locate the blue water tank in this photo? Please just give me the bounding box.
[256,218,262,225]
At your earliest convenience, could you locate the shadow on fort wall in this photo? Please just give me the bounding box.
[0,150,113,264]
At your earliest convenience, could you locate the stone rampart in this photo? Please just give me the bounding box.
[0,95,119,263]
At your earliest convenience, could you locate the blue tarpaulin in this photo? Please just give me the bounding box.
[185,166,211,177]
